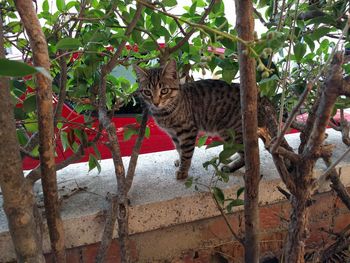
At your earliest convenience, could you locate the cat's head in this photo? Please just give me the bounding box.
[133,60,179,110]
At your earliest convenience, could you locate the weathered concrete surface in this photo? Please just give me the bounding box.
[1,129,350,261]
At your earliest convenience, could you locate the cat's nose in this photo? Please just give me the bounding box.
[154,102,159,107]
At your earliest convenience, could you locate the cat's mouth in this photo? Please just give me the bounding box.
[152,103,163,109]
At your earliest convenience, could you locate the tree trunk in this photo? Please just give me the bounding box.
[14,1,66,262]
[0,16,44,263]
[235,1,260,262]
[284,192,309,262]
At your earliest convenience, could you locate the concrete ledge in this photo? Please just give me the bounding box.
[1,129,350,262]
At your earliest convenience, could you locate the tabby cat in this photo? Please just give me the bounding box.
[134,60,246,180]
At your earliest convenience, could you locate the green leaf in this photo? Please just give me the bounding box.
[226,199,244,212]
[91,0,99,8]
[212,187,225,206]
[60,131,69,151]
[66,1,78,10]
[203,157,219,170]
[145,126,150,139]
[24,119,38,133]
[222,69,236,84]
[151,13,161,29]
[309,27,332,41]
[189,2,197,16]
[169,20,177,34]
[16,128,28,145]
[197,135,208,148]
[294,42,307,62]
[163,0,177,7]
[185,177,193,188]
[42,0,49,12]
[304,35,315,52]
[56,0,66,11]
[219,147,236,164]
[236,187,245,198]
[56,38,81,50]
[0,59,38,77]
[14,107,27,120]
[141,40,157,51]
[88,154,101,173]
[11,80,27,97]
[23,95,37,113]
[123,126,138,141]
[92,142,101,160]
[258,74,279,98]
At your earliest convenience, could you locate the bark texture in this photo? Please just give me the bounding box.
[14,1,66,262]
[0,16,44,263]
[235,1,260,262]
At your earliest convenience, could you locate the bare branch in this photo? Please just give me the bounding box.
[303,52,344,158]
[26,144,85,185]
[54,52,68,127]
[271,82,313,153]
[271,154,296,193]
[322,158,350,211]
[253,8,267,26]
[95,194,118,263]
[125,108,149,192]
[297,10,326,21]
[275,147,301,163]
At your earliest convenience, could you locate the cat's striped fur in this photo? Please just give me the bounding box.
[134,60,246,180]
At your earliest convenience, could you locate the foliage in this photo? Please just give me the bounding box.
[1,0,239,171]
[2,0,350,260]
[2,0,348,147]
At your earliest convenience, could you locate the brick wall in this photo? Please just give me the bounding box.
[44,189,350,263]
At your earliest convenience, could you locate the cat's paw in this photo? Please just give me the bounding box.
[174,159,180,167]
[176,170,188,180]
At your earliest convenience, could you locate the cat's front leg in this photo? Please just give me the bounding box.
[171,136,180,167]
[175,136,196,180]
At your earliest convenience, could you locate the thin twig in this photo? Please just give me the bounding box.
[211,193,244,245]
[271,82,313,153]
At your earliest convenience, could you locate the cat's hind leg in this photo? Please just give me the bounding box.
[218,131,245,173]
[221,151,245,173]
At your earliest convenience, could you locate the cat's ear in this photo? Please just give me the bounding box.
[162,59,178,80]
[133,64,148,82]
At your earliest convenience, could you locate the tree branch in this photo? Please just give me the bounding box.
[14,0,67,261]
[54,52,68,127]
[125,108,149,192]
[235,0,260,261]
[0,14,45,263]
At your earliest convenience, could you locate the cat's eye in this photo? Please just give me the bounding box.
[142,90,152,97]
[160,88,169,95]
